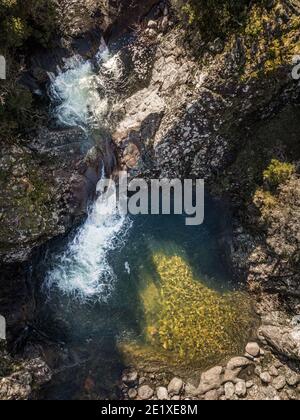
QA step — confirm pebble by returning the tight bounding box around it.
[138,385,154,400]
[245,342,260,358]
[285,370,300,387]
[128,388,137,399]
[122,370,138,385]
[139,377,146,385]
[274,360,284,369]
[168,378,183,396]
[204,390,219,400]
[235,381,247,398]
[157,387,169,400]
[246,381,254,389]
[260,372,272,384]
[272,375,286,391]
[269,366,279,377]
[227,357,252,371]
[254,366,262,376]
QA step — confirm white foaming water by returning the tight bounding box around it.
[49,39,123,130]
[46,43,130,301]
[46,186,130,301]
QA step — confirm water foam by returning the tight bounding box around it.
[46,43,130,301]
[49,39,123,130]
[46,187,130,301]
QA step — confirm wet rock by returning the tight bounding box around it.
[25,358,52,385]
[0,377,31,401]
[167,378,183,396]
[245,342,261,358]
[0,348,51,400]
[157,386,169,400]
[145,28,157,38]
[138,385,154,400]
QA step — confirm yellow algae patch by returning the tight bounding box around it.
[120,253,256,370]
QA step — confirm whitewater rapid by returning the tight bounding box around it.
[49,39,123,130]
[46,42,130,301]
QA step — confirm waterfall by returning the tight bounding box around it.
[46,41,130,301]
[48,38,123,130]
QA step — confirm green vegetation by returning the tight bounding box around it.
[242,2,300,79]
[263,159,295,190]
[0,0,58,138]
[173,0,299,79]
[173,0,265,40]
[0,0,58,50]
[254,159,296,222]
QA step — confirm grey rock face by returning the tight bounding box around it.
[0,350,52,401]
[259,322,300,361]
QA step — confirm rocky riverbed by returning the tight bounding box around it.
[119,341,300,401]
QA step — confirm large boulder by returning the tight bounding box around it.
[259,324,300,361]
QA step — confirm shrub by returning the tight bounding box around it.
[0,0,58,50]
[172,0,264,40]
[0,0,58,137]
[263,159,295,189]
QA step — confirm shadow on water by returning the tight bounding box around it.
[28,193,247,400]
